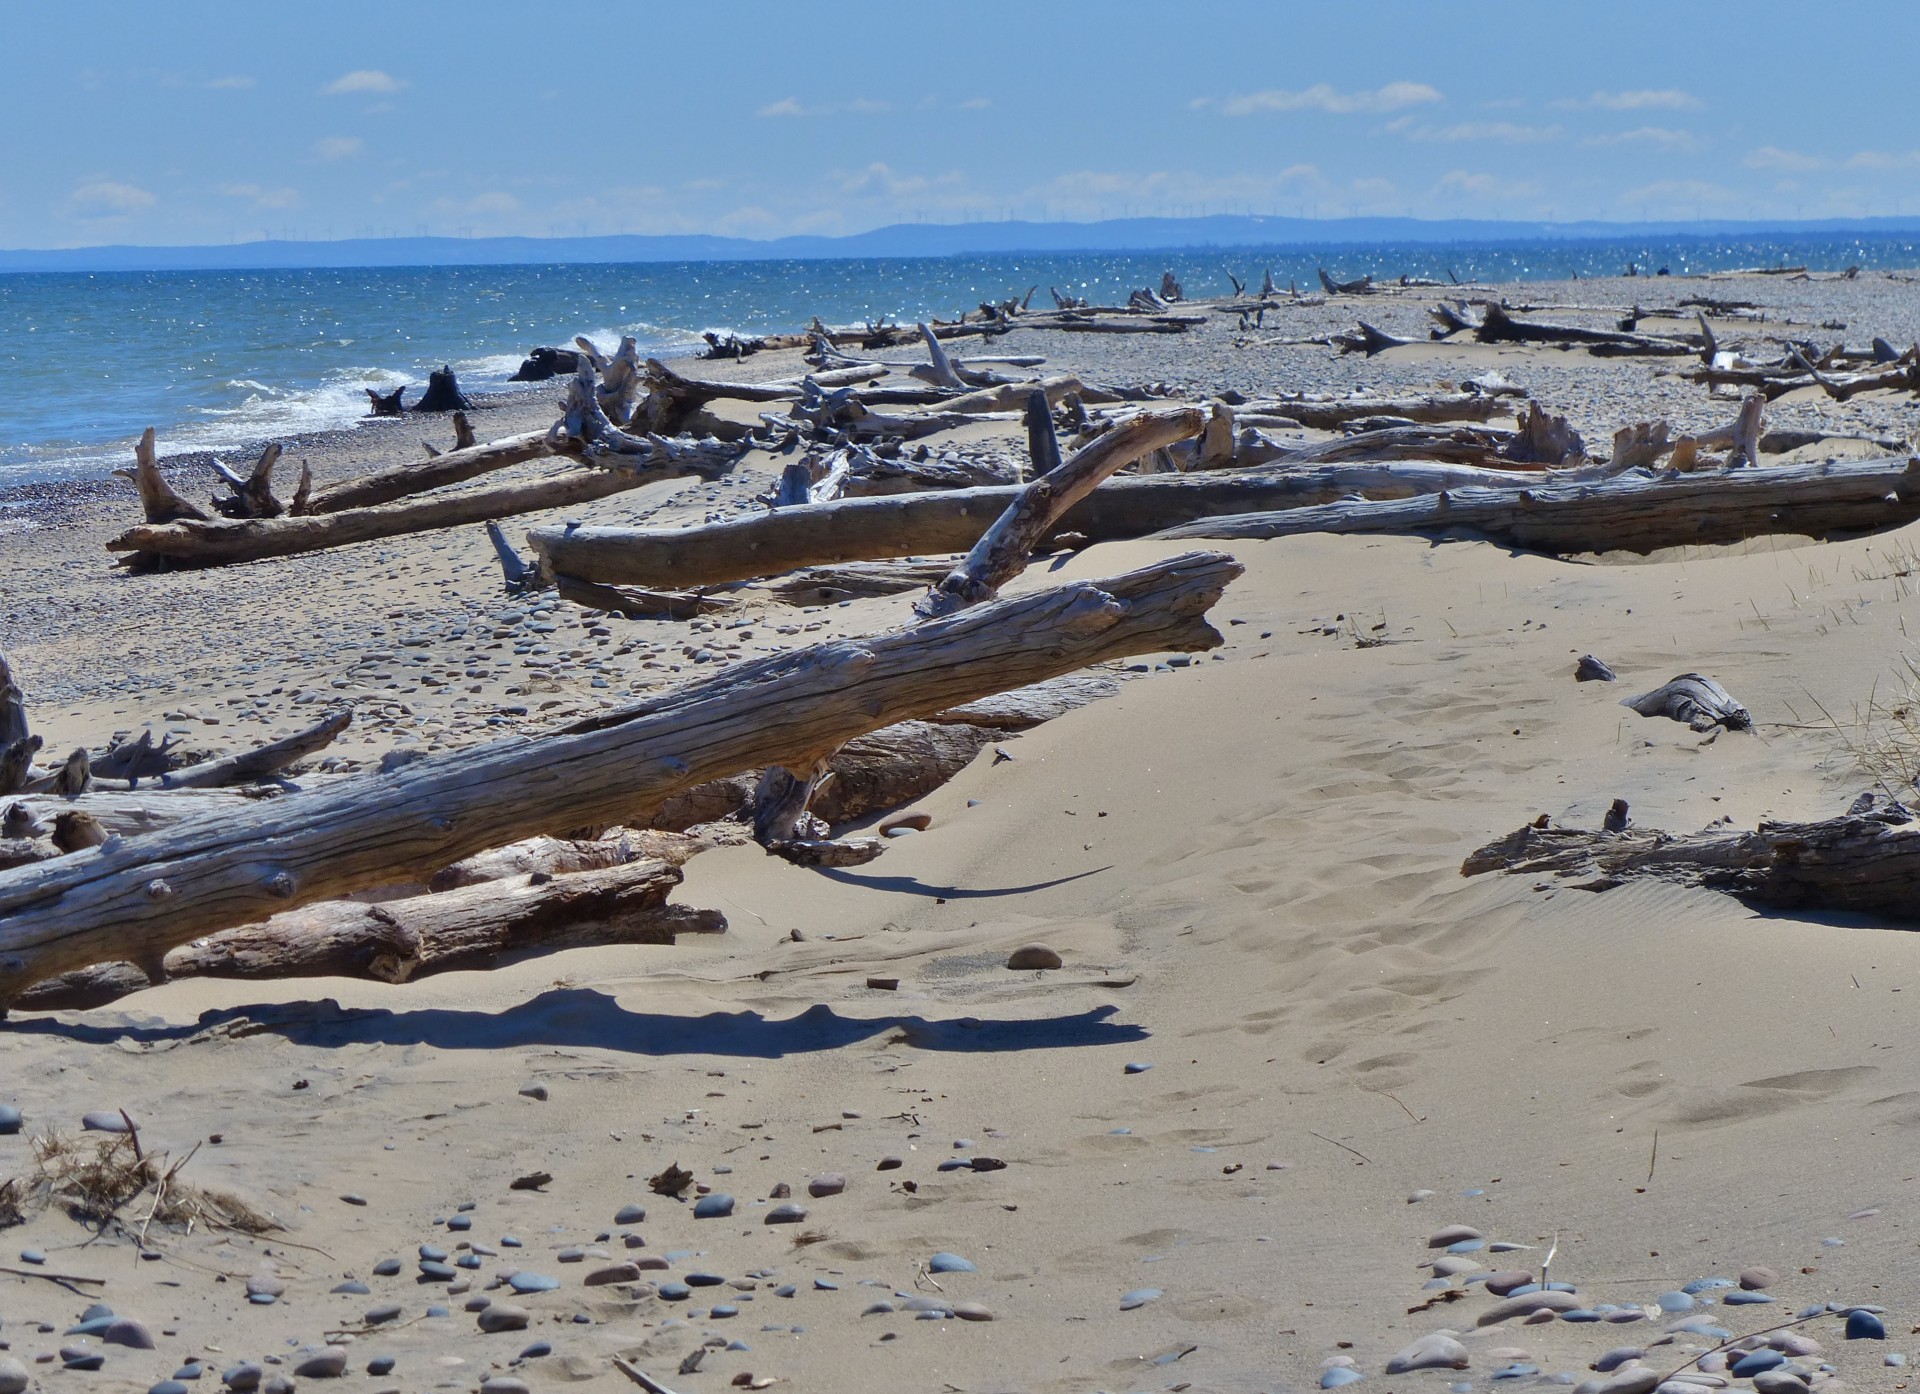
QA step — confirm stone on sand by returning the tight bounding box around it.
[1006,944,1063,969]
[477,1304,531,1333]
[1384,1331,1469,1373]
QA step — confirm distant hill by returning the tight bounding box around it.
[6,214,1920,273]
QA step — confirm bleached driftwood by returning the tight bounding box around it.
[1461,797,1920,925]
[429,827,713,891]
[552,575,734,620]
[1475,303,1694,356]
[16,858,725,1011]
[159,709,353,788]
[304,430,558,513]
[528,460,1576,590]
[0,552,1240,1011]
[1154,454,1920,554]
[210,444,286,519]
[116,428,211,524]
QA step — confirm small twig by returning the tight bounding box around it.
[915,1268,946,1293]
[0,1263,108,1293]
[1646,1129,1659,1187]
[1660,1311,1826,1382]
[1366,1087,1424,1124]
[326,1313,429,1339]
[1308,1130,1372,1165]
[612,1357,682,1394]
[119,1110,143,1164]
[1540,1233,1559,1289]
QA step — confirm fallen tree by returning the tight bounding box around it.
[303,430,559,514]
[529,458,1575,589]
[15,858,725,1012]
[0,550,1240,1012]
[1152,454,1920,555]
[1462,796,1920,925]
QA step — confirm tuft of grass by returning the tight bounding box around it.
[2,1130,277,1236]
[1799,663,1920,799]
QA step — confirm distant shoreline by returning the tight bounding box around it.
[9,213,1920,275]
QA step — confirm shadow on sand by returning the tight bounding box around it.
[12,989,1147,1059]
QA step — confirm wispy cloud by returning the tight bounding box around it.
[1585,126,1699,151]
[832,162,964,197]
[1435,170,1540,201]
[322,69,404,96]
[1618,178,1735,210]
[67,180,156,219]
[312,136,365,161]
[757,97,893,118]
[1847,149,1920,170]
[218,183,300,210]
[958,97,992,111]
[204,75,255,90]
[1388,117,1560,143]
[1744,145,1827,172]
[1557,88,1701,111]
[1199,81,1442,117]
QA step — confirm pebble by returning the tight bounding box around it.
[614,1203,647,1224]
[693,1193,735,1219]
[365,1358,395,1377]
[808,1173,847,1197]
[18,1248,44,1264]
[1385,1332,1470,1373]
[1484,1271,1535,1296]
[0,1105,19,1135]
[1846,1308,1887,1339]
[364,1304,403,1325]
[1657,1291,1694,1312]
[1593,1370,1661,1394]
[1594,1348,1645,1372]
[81,1110,131,1133]
[481,1380,532,1394]
[0,1358,24,1394]
[62,1346,106,1371]
[330,1280,370,1295]
[223,1364,263,1392]
[1427,1225,1483,1248]
[1430,1256,1480,1277]
[1723,1290,1774,1305]
[518,1342,552,1359]
[339,1193,366,1206]
[876,1156,903,1170]
[928,1252,976,1273]
[1120,1288,1162,1310]
[247,1273,287,1298]
[263,1379,295,1394]
[103,1317,156,1348]
[1322,1370,1365,1389]
[418,1261,455,1281]
[372,1258,401,1276]
[766,1203,808,1224]
[1730,1350,1785,1377]
[476,1304,531,1333]
[419,1244,448,1261]
[953,1302,993,1321]
[585,1263,641,1286]
[1123,1062,1153,1074]
[659,1282,691,1301]
[293,1347,348,1377]
[507,1272,559,1293]
[1739,1266,1778,1290]
[150,1383,193,1394]
[1750,1374,1810,1394]
[1006,944,1063,970]
[1479,1290,1583,1325]
[1407,1189,1436,1203]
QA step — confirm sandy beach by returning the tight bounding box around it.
[8,271,1920,1394]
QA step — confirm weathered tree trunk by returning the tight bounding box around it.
[1462,801,1920,925]
[429,827,714,892]
[552,575,734,619]
[366,385,406,416]
[767,561,954,605]
[0,552,1239,1012]
[116,427,212,524]
[413,365,473,413]
[528,460,1564,590]
[304,430,559,514]
[2,787,273,841]
[210,443,286,519]
[916,403,1203,617]
[1476,303,1693,356]
[1153,455,1920,554]
[16,859,725,1011]
[159,710,352,788]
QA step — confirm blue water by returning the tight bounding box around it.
[2,232,1916,488]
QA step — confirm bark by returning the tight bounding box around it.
[16,859,725,1012]
[304,431,559,514]
[552,574,735,619]
[1461,801,1920,925]
[413,365,473,413]
[3,787,276,840]
[1153,454,1920,554]
[0,552,1240,1011]
[210,443,286,519]
[428,827,714,892]
[767,561,954,605]
[916,404,1204,617]
[529,461,1572,590]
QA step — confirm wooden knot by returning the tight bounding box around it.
[266,870,297,898]
[145,879,174,900]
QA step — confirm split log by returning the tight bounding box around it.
[210,444,285,519]
[529,461,1580,590]
[1610,421,1672,469]
[116,428,211,524]
[16,859,725,1012]
[582,337,643,425]
[1621,674,1751,731]
[1335,322,1415,355]
[916,402,1204,617]
[929,673,1121,730]
[303,430,560,514]
[93,729,179,783]
[413,365,473,413]
[1461,799,1920,926]
[637,359,883,435]
[552,574,734,619]
[4,787,280,840]
[430,827,713,892]
[0,552,1240,1011]
[766,561,953,605]
[487,520,535,590]
[1319,268,1374,295]
[509,347,583,381]
[159,710,353,788]
[1153,455,1920,555]
[1232,393,1507,429]
[917,322,969,389]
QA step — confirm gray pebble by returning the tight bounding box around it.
[364,1358,394,1377]
[0,1356,25,1394]
[477,1304,531,1333]
[1385,1332,1470,1373]
[807,1173,846,1197]
[0,1105,19,1136]
[364,1303,403,1325]
[223,1364,263,1392]
[766,1203,808,1224]
[1006,944,1063,970]
[81,1110,131,1133]
[480,1381,531,1394]
[292,1348,347,1378]
[614,1203,647,1225]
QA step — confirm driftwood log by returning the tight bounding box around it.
[304,430,558,513]
[1462,799,1920,925]
[17,859,724,1011]
[210,444,286,519]
[413,366,473,413]
[0,551,1239,1012]
[528,460,1578,590]
[117,428,211,524]
[1154,455,1920,555]
[159,710,353,788]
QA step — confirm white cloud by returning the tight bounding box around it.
[313,136,365,161]
[204,75,255,90]
[1559,89,1701,111]
[1585,126,1698,151]
[218,183,300,210]
[322,69,404,96]
[1202,81,1442,117]
[1847,149,1920,170]
[958,97,992,110]
[756,96,893,118]
[1618,178,1735,210]
[1388,117,1561,143]
[1744,146,1827,172]
[757,97,805,118]
[1435,170,1539,201]
[464,191,522,214]
[67,180,156,218]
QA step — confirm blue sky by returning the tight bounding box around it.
[4,1,1918,248]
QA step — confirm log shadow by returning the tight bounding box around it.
[807,865,1111,898]
[11,989,1147,1058]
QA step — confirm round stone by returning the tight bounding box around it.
[876,1156,903,1170]
[364,1302,403,1324]
[766,1203,808,1224]
[476,1304,530,1333]
[150,1383,193,1394]
[1484,1270,1534,1296]
[1426,1225,1483,1248]
[584,1263,642,1286]
[81,1110,131,1133]
[223,1364,264,1392]
[507,1272,559,1294]
[1120,1287,1161,1310]
[365,1358,395,1377]
[693,1193,735,1219]
[293,1347,348,1377]
[1386,1332,1470,1374]
[658,1282,691,1301]
[953,1302,993,1321]
[1477,1289,1583,1326]
[1751,1373,1811,1394]
[480,1380,531,1394]
[263,1379,296,1394]
[372,1258,401,1276]
[0,1105,20,1135]
[247,1273,287,1298]
[1322,1371,1364,1390]
[103,1317,157,1349]
[807,1174,846,1198]
[1006,944,1063,970]
[1846,1308,1888,1340]
[614,1203,647,1225]
[928,1252,976,1273]
[1739,1265,1779,1290]
[0,1356,27,1394]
